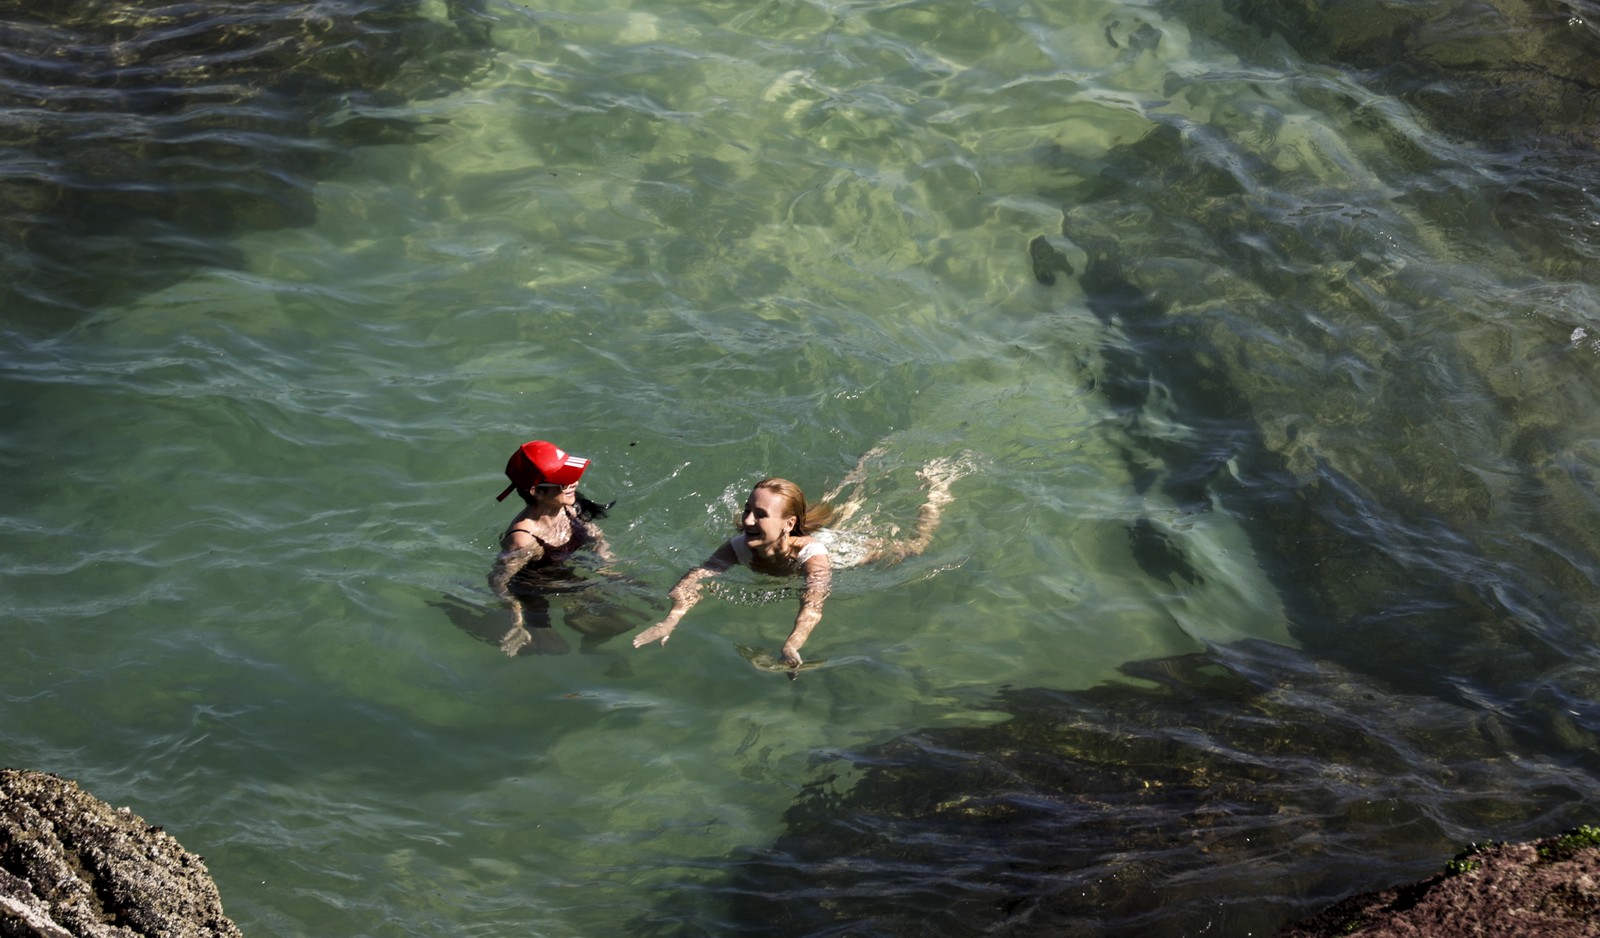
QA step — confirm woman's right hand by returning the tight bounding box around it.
[631,620,677,648]
[500,625,532,657]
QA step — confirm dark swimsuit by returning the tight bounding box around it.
[506,506,596,594]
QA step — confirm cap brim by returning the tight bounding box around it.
[495,482,517,502]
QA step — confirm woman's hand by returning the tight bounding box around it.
[500,625,532,657]
[632,620,677,648]
[779,643,803,668]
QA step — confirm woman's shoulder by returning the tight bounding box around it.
[500,525,538,553]
[796,536,830,565]
[501,513,534,548]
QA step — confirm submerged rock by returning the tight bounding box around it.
[716,645,1600,936]
[1277,829,1600,937]
[0,768,241,938]
[1214,0,1600,149]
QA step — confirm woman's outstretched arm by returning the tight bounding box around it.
[631,543,736,649]
[780,554,832,667]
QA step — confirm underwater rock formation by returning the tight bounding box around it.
[1029,155,1596,774]
[1212,0,1600,148]
[0,769,241,938]
[718,646,1600,936]
[1028,65,1600,762]
[1276,829,1600,937]
[1197,0,1600,277]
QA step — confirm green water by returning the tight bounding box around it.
[5,0,1600,934]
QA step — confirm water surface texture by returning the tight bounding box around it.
[5,0,1600,934]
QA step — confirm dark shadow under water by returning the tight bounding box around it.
[704,641,1596,937]
[0,0,493,327]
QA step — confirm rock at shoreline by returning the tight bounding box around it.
[1277,830,1600,938]
[0,769,242,938]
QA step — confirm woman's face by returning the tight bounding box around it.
[532,481,578,509]
[741,486,796,550]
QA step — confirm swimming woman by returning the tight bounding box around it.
[630,451,971,668]
[488,439,623,656]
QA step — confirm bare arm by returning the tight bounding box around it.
[488,532,543,629]
[631,543,736,649]
[573,512,617,566]
[780,554,832,667]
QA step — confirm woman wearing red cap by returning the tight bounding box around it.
[631,450,974,670]
[488,440,622,656]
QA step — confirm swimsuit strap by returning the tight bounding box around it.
[507,506,583,551]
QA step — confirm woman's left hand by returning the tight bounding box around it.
[632,620,677,648]
[779,644,803,668]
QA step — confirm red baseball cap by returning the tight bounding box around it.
[496,440,590,501]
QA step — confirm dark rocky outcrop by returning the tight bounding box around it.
[0,769,241,938]
[712,645,1600,937]
[1277,829,1600,937]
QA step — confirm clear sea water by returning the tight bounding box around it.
[4,0,1600,934]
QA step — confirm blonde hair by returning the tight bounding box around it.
[751,478,835,535]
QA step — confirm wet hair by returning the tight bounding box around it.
[515,486,611,520]
[751,478,834,535]
[576,493,612,520]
